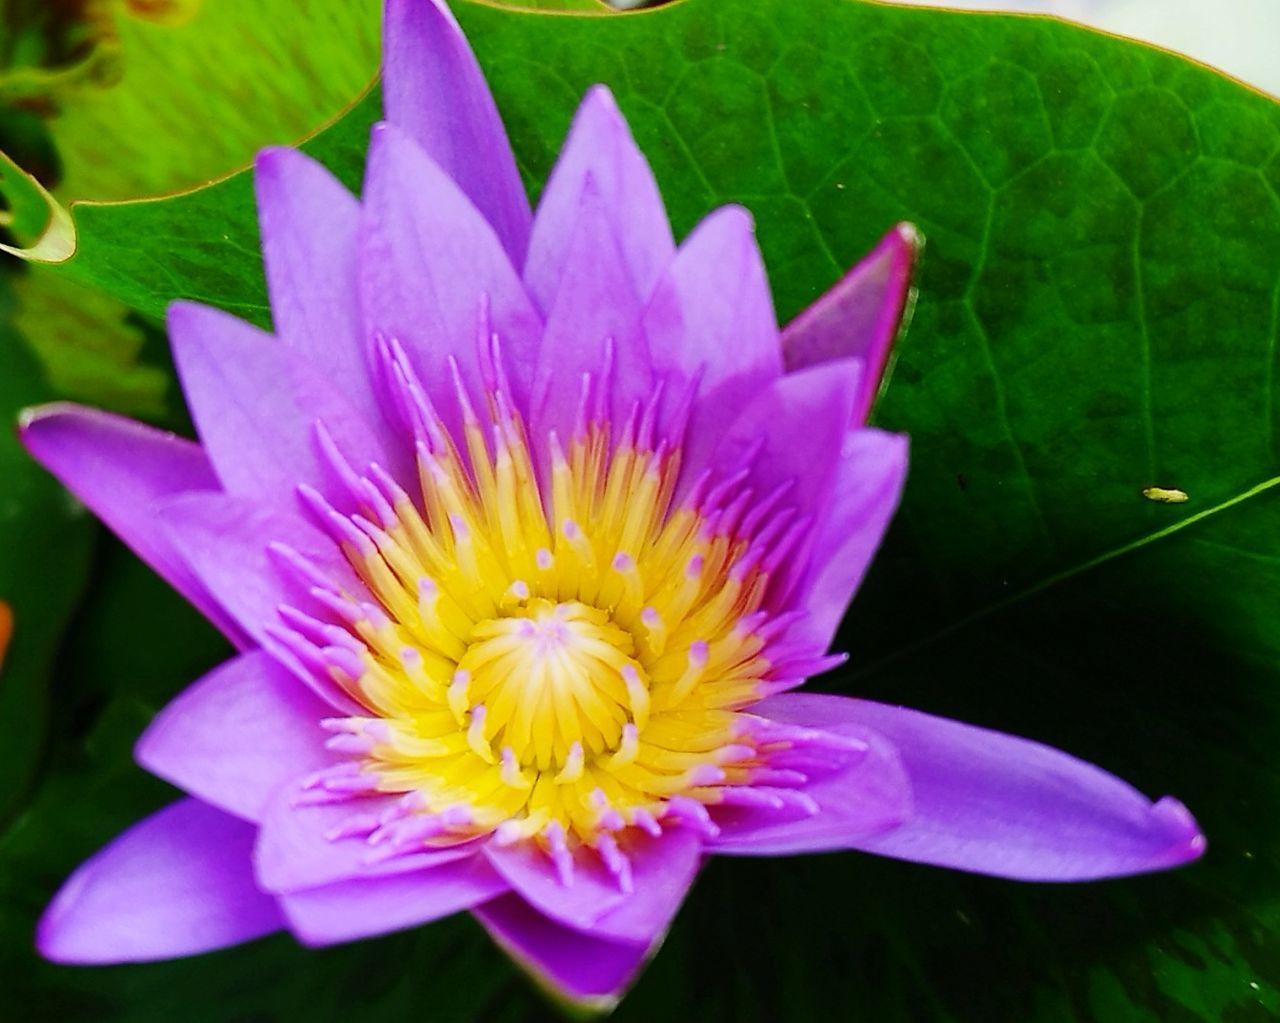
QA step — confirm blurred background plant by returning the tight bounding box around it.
[0,0,380,420]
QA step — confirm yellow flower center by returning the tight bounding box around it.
[455,598,645,771]
[286,355,817,860]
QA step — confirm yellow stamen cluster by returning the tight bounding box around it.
[311,397,786,849]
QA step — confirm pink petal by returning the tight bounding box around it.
[524,85,674,314]
[643,205,782,465]
[531,174,654,446]
[708,715,911,855]
[17,403,247,646]
[135,652,334,823]
[358,121,543,428]
[484,826,701,943]
[255,148,395,458]
[755,694,1206,880]
[782,223,921,426]
[37,799,283,964]
[382,0,532,262]
[475,894,657,1014]
[707,359,862,592]
[168,301,393,509]
[792,428,909,650]
[156,491,359,648]
[280,855,508,946]
[254,787,483,894]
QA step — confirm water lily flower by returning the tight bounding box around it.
[21,0,1204,1011]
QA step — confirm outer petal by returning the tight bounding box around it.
[383,0,532,262]
[359,121,543,427]
[255,148,391,452]
[38,799,283,964]
[475,894,656,1015]
[280,856,508,946]
[135,651,334,823]
[643,205,782,463]
[17,403,247,646]
[524,86,674,314]
[254,788,484,894]
[782,223,921,426]
[708,717,911,855]
[756,694,1206,880]
[792,428,909,651]
[531,175,654,445]
[156,491,359,647]
[484,826,701,943]
[168,301,392,508]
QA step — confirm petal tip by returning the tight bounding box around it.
[892,220,925,254]
[34,860,127,966]
[582,82,620,115]
[475,900,640,1016]
[387,0,462,36]
[34,873,88,964]
[252,146,316,198]
[1152,795,1207,865]
[164,297,206,335]
[16,400,73,436]
[131,719,169,779]
[253,145,292,175]
[710,203,756,237]
[363,120,402,171]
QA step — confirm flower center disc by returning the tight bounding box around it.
[456,599,647,771]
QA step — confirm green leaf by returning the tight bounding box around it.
[6,0,1280,1020]
[16,0,382,205]
[0,0,383,413]
[482,0,611,10]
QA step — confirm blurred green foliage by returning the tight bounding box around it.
[0,0,381,417]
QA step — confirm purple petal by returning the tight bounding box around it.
[382,0,532,263]
[782,223,921,426]
[476,894,656,1013]
[792,428,909,650]
[707,360,862,590]
[17,403,248,647]
[254,787,483,893]
[255,148,393,453]
[37,799,283,964]
[524,85,674,314]
[135,651,333,823]
[156,491,359,647]
[484,826,701,943]
[168,301,393,508]
[755,694,1206,880]
[531,174,654,445]
[359,121,543,427]
[643,205,782,466]
[708,716,911,855]
[280,855,508,946]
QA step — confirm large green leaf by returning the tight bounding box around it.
[4,0,1280,1019]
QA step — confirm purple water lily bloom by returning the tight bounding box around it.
[21,0,1204,1011]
